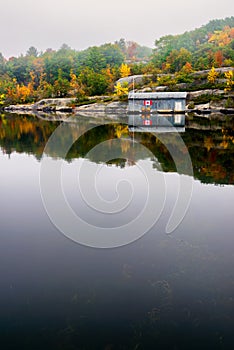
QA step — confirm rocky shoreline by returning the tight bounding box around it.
[3,89,234,118]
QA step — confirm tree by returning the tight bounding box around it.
[224,70,233,91]
[36,72,54,99]
[102,66,115,92]
[0,93,5,105]
[100,43,124,67]
[26,46,39,57]
[207,67,219,84]
[84,47,106,72]
[78,67,108,96]
[0,53,6,75]
[59,43,72,51]
[214,50,223,67]
[114,82,128,96]
[166,48,192,72]
[53,68,70,97]
[119,63,131,78]
[115,38,126,56]
[126,41,138,60]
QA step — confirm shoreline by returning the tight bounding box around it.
[3,101,234,118]
[3,88,234,118]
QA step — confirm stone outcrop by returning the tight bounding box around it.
[5,98,74,113]
[187,89,226,100]
[74,101,128,118]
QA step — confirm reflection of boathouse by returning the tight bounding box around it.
[128,92,187,113]
[128,114,185,133]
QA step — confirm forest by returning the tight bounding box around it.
[0,16,233,106]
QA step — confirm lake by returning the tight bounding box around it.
[0,112,234,349]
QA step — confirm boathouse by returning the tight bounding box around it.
[128,92,187,113]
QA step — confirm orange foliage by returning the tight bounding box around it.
[214,50,223,67]
[208,26,234,47]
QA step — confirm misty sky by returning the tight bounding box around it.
[0,0,233,58]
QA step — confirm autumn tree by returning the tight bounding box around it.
[166,48,192,72]
[119,63,131,78]
[224,70,234,91]
[126,41,138,60]
[176,62,194,83]
[207,66,219,85]
[208,26,234,47]
[0,93,5,105]
[69,70,86,99]
[114,82,129,96]
[102,65,115,93]
[36,72,53,99]
[214,50,223,67]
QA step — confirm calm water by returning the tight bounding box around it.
[0,113,234,349]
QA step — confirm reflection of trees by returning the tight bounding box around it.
[0,114,59,159]
[0,114,234,185]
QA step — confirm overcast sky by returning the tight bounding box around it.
[0,0,233,58]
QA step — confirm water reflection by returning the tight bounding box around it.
[0,113,233,185]
[0,113,234,349]
[128,113,185,133]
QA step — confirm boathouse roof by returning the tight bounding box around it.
[128,92,187,99]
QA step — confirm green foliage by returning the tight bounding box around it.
[53,68,70,97]
[225,96,234,108]
[78,67,108,96]
[192,94,224,105]
[26,46,39,57]
[176,72,194,84]
[157,74,177,88]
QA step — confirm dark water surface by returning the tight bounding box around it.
[0,113,234,349]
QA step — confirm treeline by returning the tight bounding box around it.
[0,17,233,105]
[0,40,152,105]
[149,17,234,72]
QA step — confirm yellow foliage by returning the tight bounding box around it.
[115,125,129,138]
[0,94,5,105]
[204,137,214,151]
[224,70,234,92]
[29,71,36,84]
[114,82,129,96]
[120,63,131,78]
[207,67,219,84]
[70,70,79,90]
[104,66,114,84]
[208,26,233,46]
[16,84,32,102]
